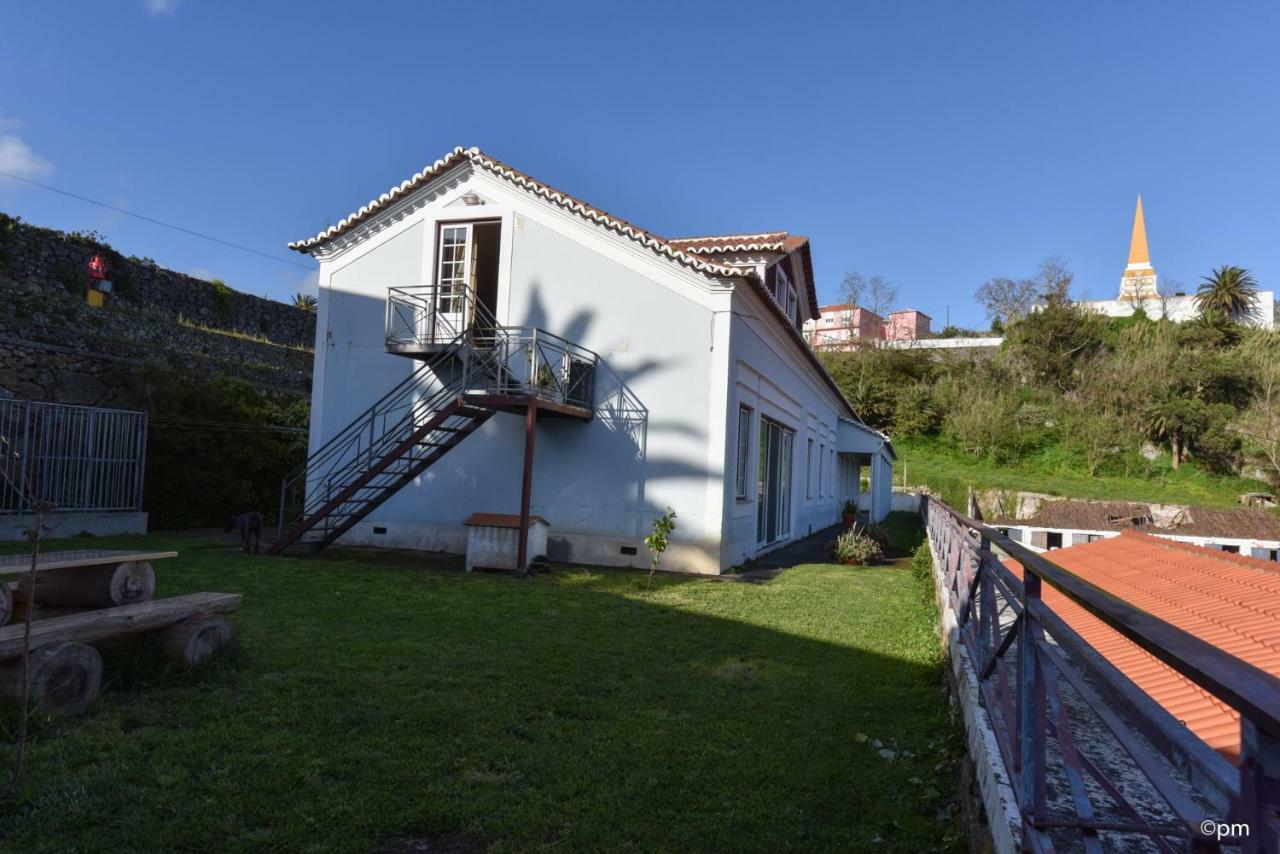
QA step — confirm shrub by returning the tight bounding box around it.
[209,279,236,325]
[827,525,882,566]
[910,543,935,604]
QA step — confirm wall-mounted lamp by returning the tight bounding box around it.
[461,191,483,206]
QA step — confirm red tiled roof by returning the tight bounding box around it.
[1007,531,1280,761]
[669,232,819,322]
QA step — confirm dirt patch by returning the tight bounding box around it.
[380,833,486,854]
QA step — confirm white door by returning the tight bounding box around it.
[434,224,475,341]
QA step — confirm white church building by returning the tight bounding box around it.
[1080,196,1275,329]
[270,146,894,574]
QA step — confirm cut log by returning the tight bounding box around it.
[157,614,233,668]
[0,592,242,659]
[17,561,156,609]
[0,641,102,715]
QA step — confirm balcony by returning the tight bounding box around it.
[384,284,597,418]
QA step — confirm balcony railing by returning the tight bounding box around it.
[384,285,597,410]
[923,496,1280,852]
[386,284,490,352]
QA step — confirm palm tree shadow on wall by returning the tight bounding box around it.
[519,284,718,540]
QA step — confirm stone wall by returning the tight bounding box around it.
[0,213,314,346]
[0,213,314,406]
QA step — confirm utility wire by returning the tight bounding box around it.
[0,170,313,271]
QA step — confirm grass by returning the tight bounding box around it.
[0,516,961,852]
[895,435,1272,511]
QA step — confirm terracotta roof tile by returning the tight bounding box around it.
[1006,531,1280,761]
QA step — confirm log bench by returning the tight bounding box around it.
[0,549,178,625]
[0,549,241,714]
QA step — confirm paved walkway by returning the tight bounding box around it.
[729,524,843,583]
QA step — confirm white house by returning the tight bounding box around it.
[273,146,894,574]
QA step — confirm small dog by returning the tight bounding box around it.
[224,511,263,554]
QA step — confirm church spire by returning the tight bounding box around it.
[1127,195,1150,266]
[1118,194,1158,301]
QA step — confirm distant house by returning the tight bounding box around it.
[804,303,883,350]
[805,304,934,351]
[1007,531,1280,760]
[275,147,894,573]
[884,309,931,341]
[990,499,1280,561]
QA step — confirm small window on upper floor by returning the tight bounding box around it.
[785,283,798,326]
[773,262,792,311]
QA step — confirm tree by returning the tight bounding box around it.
[644,507,677,589]
[1031,256,1074,305]
[975,276,1038,325]
[291,292,318,312]
[839,271,898,334]
[1195,265,1259,320]
[1235,334,1280,491]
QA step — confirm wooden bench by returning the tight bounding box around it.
[0,549,241,715]
[0,549,177,624]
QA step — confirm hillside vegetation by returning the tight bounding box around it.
[822,298,1280,510]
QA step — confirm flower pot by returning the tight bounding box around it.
[842,512,856,527]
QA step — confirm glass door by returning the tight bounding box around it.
[756,419,794,546]
[434,224,475,341]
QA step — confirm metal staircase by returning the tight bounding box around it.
[267,287,598,555]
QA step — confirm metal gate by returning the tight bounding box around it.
[0,398,148,514]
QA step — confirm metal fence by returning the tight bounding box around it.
[0,398,148,514]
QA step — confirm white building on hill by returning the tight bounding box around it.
[1079,196,1275,329]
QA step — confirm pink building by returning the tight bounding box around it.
[805,303,883,351]
[885,309,931,341]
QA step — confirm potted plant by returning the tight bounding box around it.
[841,499,858,527]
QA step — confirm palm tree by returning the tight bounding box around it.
[1194,265,1259,319]
[291,292,317,312]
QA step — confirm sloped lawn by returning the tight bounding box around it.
[0,519,961,852]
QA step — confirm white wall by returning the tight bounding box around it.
[722,284,851,566]
[1080,292,1276,329]
[309,165,731,573]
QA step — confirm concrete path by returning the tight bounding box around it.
[728,524,843,583]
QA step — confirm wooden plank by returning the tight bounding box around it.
[0,592,241,659]
[0,550,177,576]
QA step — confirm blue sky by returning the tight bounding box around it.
[2,1,1277,327]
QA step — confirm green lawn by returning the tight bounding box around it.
[0,520,961,852]
[895,435,1272,511]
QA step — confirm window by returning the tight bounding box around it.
[735,405,752,499]
[1046,531,1063,550]
[773,263,792,307]
[785,283,798,325]
[818,443,825,496]
[1221,544,1240,554]
[806,438,814,498]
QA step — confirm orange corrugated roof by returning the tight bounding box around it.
[1006,531,1280,762]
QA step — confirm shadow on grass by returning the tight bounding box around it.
[0,531,962,852]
